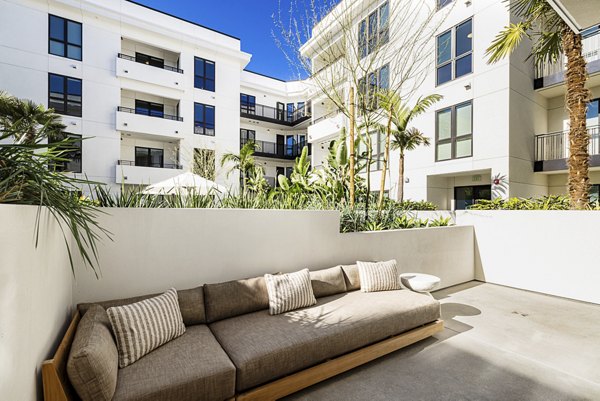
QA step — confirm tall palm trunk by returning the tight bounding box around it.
[562,25,590,209]
[349,87,356,208]
[377,109,393,212]
[397,152,405,202]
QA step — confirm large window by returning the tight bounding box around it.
[194,57,215,91]
[358,2,389,58]
[48,73,82,117]
[135,100,164,118]
[49,15,82,60]
[240,129,256,141]
[50,133,82,173]
[357,131,385,170]
[436,101,473,161]
[240,94,256,114]
[437,0,453,10]
[135,53,164,69]
[194,103,215,136]
[135,147,164,168]
[358,64,389,109]
[436,18,472,85]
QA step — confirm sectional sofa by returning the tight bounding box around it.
[42,264,443,401]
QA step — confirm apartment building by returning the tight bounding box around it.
[0,0,311,191]
[303,0,600,209]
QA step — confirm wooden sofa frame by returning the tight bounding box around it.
[43,313,443,401]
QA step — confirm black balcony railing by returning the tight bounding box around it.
[534,126,600,171]
[117,106,183,122]
[241,137,311,159]
[118,53,184,74]
[240,102,310,126]
[118,160,182,169]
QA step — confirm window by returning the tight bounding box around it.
[48,73,82,117]
[358,64,390,109]
[436,101,473,161]
[358,2,389,58]
[356,131,385,170]
[287,103,295,121]
[194,103,215,136]
[436,18,472,85]
[135,53,164,69]
[135,147,164,168]
[135,100,164,118]
[455,185,491,210]
[49,15,82,60]
[437,0,453,10]
[590,184,600,203]
[587,98,599,121]
[50,133,82,173]
[193,148,215,180]
[240,129,256,141]
[240,94,256,114]
[194,57,215,91]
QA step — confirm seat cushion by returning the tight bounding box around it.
[67,305,118,401]
[210,290,440,392]
[112,325,235,401]
[78,286,205,326]
[309,266,347,298]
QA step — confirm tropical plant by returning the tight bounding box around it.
[277,146,316,194]
[0,92,109,276]
[486,0,590,209]
[468,195,571,210]
[378,92,441,203]
[220,141,257,194]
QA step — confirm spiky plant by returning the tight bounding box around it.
[220,141,257,194]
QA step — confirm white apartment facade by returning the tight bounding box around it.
[0,0,310,191]
[303,0,600,209]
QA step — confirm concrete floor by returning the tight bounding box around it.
[285,282,600,401]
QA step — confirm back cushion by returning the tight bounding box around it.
[310,266,347,298]
[204,277,269,323]
[341,264,361,291]
[67,305,118,401]
[77,286,205,326]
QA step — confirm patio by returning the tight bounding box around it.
[286,282,600,400]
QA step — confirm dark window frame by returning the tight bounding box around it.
[358,1,390,59]
[194,57,216,92]
[436,17,473,86]
[437,0,454,10]
[435,100,473,162]
[240,128,256,141]
[50,133,82,173]
[48,14,82,61]
[358,63,390,110]
[135,52,164,69]
[135,146,164,168]
[134,99,164,118]
[194,102,216,136]
[240,93,256,114]
[48,73,82,117]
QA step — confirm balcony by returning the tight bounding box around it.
[116,53,184,91]
[308,110,345,143]
[534,30,600,91]
[534,125,600,171]
[116,106,184,139]
[115,160,183,185]
[241,137,311,160]
[240,103,310,126]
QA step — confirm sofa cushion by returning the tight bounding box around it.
[341,264,360,291]
[67,305,118,401]
[204,276,268,323]
[107,288,186,368]
[209,289,440,392]
[78,286,205,326]
[112,325,236,401]
[357,260,401,292]
[310,266,347,298]
[265,269,317,315]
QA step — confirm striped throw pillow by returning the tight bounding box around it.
[106,288,186,368]
[357,260,400,292]
[264,269,317,315]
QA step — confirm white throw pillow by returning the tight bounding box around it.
[264,268,317,315]
[106,288,186,368]
[357,260,401,292]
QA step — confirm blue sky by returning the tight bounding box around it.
[133,0,308,81]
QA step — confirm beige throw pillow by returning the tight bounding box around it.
[264,269,317,315]
[357,260,401,292]
[106,288,185,368]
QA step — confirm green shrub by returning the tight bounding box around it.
[469,195,571,210]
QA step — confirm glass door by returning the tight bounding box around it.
[454,185,491,210]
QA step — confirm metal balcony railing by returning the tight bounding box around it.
[311,109,343,125]
[240,137,311,159]
[535,30,600,79]
[240,102,310,125]
[534,125,600,161]
[118,160,183,169]
[118,53,184,74]
[117,106,183,122]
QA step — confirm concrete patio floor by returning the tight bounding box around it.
[285,282,600,401]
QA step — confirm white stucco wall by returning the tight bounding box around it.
[0,205,74,401]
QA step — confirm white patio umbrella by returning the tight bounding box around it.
[142,171,226,195]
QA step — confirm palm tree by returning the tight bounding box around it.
[378,92,441,203]
[220,141,257,193]
[486,0,590,209]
